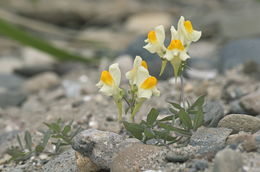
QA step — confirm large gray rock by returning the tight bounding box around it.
[219,38,260,73]
[213,149,243,172]
[218,114,260,134]
[203,100,225,127]
[240,91,260,115]
[189,127,232,154]
[43,149,77,172]
[72,129,125,169]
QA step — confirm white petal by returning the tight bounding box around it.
[133,56,142,67]
[138,88,152,99]
[180,51,190,61]
[96,80,103,88]
[155,25,165,44]
[136,67,150,86]
[152,87,160,96]
[143,43,157,54]
[164,50,174,61]
[170,26,179,40]
[109,63,121,86]
[177,16,185,32]
[99,84,113,96]
[191,30,201,42]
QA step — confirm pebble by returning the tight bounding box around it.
[213,149,243,172]
[192,159,208,171]
[189,127,232,154]
[218,114,260,134]
[125,12,172,33]
[227,133,257,152]
[165,152,189,163]
[240,91,260,115]
[23,72,60,93]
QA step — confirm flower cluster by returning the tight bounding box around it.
[143,16,201,77]
[96,56,160,121]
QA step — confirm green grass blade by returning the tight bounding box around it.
[0,18,94,63]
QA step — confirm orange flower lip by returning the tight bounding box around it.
[100,70,114,86]
[184,20,193,33]
[148,30,157,43]
[141,60,148,69]
[167,40,185,51]
[141,76,157,89]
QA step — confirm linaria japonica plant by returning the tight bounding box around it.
[97,16,205,145]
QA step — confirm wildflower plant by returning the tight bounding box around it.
[97,16,205,145]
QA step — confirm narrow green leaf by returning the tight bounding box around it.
[188,95,205,111]
[178,109,192,130]
[169,108,178,115]
[146,108,159,126]
[193,107,204,130]
[62,125,71,136]
[0,18,94,63]
[16,135,24,150]
[123,121,144,140]
[168,102,183,110]
[42,131,51,147]
[44,122,61,133]
[144,128,154,140]
[158,123,191,136]
[24,131,32,151]
[158,115,173,122]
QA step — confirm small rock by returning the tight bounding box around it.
[229,101,247,114]
[227,133,257,152]
[203,100,225,127]
[125,12,172,33]
[75,151,100,172]
[218,114,260,134]
[165,152,189,163]
[72,129,124,169]
[24,72,60,93]
[43,149,77,172]
[189,127,232,154]
[240,91,260,115]
[111,144,161,172]
[192,159,208,171]
[213,149,243,172]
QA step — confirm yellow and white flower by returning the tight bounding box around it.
[178,16,201,46]
[136,67,160,99]
[143,25,166,57]
[96,63,121,97]
[125,56,148,85]
[164,26,190,77]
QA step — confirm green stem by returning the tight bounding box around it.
[130,100,144,122]
[180,74,185,109]
[114,98,123,122]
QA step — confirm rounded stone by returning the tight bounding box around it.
[218,114,260,134]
